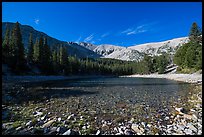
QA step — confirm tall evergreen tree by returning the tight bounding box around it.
[27,33,34,64]
[2,26,11,63]
[189,22,202,42]
[33,38,40,63]
[59,46,68,66]
[41,37,52,74]
[184,44,197,68]
[10,22,26,72]
[38,36,44,67]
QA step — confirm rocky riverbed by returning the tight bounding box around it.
[2,76,202,135]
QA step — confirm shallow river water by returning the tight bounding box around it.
[33,77,194,117]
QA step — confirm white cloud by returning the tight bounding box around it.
[34,19,40,25]
[127,31,136,35]
[120,22,156,35]
[84,34,94,42]
[136,25,145,29]
[127,29,147,35]
[121,28,133,34]
[101,32,110,38]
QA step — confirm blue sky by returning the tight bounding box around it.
[2,2,202,47]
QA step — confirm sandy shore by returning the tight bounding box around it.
[120,73,202,84]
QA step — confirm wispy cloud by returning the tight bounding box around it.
[120,22,157,35]
[121,28,133,34]
[84,34,94,42]
[75,36,82,43]
[34,19,40,25]
[127,29,147,35]
[101,32,110,38]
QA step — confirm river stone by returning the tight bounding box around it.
[164,116,170,121]
[56,127,67,134]
[96,130,100,135]
[62,129,71,135]
[58,117,62,122]
[184,129,193,135]
[124,129,134,135]
[187,124,197,132]
[172,132,183,135]
[26,121,33,127]
[34,111,43,117]
[50,127,57,132]
[41,115,47,121]
[198,130,202,135]
[131,124,143,134]
[43,127,50,134]
[16,126,22,131]
[42,119,55,128]
[102,124,109,131]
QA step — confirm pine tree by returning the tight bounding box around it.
[59,45,68,66]
[173,43,190,67]
[27,33,34,64]
[2,25,11,63]
[52,45,60,74]
[184,44,197,68]
[38,36,44,67]
[10,22,26,72]
[189,22,202,42]
[33,38,40,63]
[41,37,51,74]
[195,45,202,70]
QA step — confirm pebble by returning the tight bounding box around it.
[34,111,43,117]
[43,127,50,134]
[41,115,47,121]
[184,128,193,135]
[58,117,61,122]
[131,124,140,133]
[164,116,169,120]
[124,129,134,135]
[96,130,100,135]
[62,129,71,135]
[187,124,197,132]
[118,127,124,134]
[50,127,57,132]
[42,119,55,128]
[16,126,22,131]
[26,121,32,127]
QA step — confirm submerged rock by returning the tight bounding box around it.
[42,119,55,128]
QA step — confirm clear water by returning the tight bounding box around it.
[42,77,192,112]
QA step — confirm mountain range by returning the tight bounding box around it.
[2,22,189,61]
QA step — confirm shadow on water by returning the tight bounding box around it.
[11,83,98,105]
[9,77,190,105]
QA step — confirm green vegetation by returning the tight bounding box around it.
[174,22,202,73]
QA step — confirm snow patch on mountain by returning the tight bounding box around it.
[79,37,189,61]
[128,37,189,56]
[104,48,144,61]
[93,44,125,56]
[78,42,97,51]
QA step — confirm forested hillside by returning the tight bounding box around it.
[173,22,202,73]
